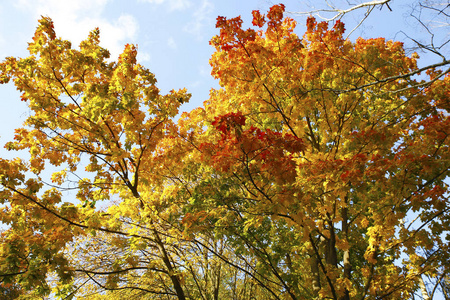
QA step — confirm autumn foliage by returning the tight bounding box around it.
[0,4,449,300]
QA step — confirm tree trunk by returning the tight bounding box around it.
[310,252,321,295]
[340,205,351,300]
[326,221,338,267]
[419,275,431,300]
[153,228,186,300]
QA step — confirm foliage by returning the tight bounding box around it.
[0,16,192,299]
[181,4,450,299]
[0,4,449,300]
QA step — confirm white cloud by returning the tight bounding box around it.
[139,0,191,11]
[167,37,177,49]
[169,0,191,11]
[140,0,165,4]
[137,51,151,62]
[14,0,139,60]
[98,15,139,57]
[183,0,214,41]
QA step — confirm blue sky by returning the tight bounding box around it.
[0,0,444,158]
[0,0,269,154]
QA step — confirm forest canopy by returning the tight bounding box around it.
[0,3,449,300]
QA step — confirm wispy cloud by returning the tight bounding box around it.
[15,0,139,60]
[167,37,177,49]
[139,0,191,11]
[183,0,214,41]
[137,51,151,62]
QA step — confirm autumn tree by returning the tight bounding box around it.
[0,16,198,299]
[290,0,450,87]
[178,3,450,299]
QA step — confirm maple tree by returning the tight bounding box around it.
[178,3,450,299]
[0,3,449,300]
[0,17,194,299]
[291,0,450,100]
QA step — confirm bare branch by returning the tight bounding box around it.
[288,0,392,22]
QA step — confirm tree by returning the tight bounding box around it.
[179,3,450,299]
[289,0,450,85]
[0,4,449,300]
[0,17,194,299]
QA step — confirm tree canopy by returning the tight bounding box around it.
[0,4,449,300]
